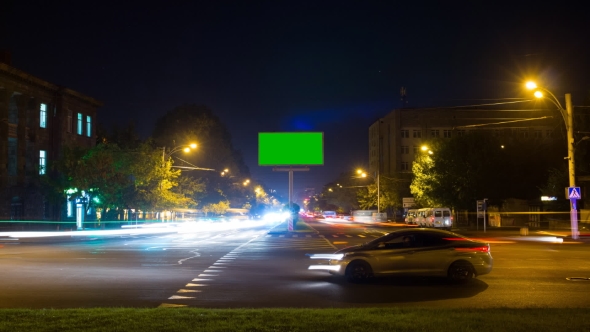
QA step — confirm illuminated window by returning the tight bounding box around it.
[400,130,409,138]
[39,150,46,175]
[86,115,92,137]
[413,130,421,138]
[443,130,452,138]
[77,113,83,135]
[40,103,47,128]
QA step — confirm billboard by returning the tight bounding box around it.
[258,132,324,166]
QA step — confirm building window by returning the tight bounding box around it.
[413,130,421,138]
[401,162,409,171]
[534,130,542,138]
[40,103,47,128]
[456,130,465,137]
[519,129,528,138]
[39,150,46,175]
[86,115,92,137]
[443,130,452,138]
[413,146,419,154]
[401,130,409,138]
[67,110,72,133]
[546,130,553,138]
[401,146,409,154]
[77,113,83,135]
[431,129,440,137]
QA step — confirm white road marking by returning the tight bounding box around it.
[204,270,220,273]
[185,284,207,287]
[192,278,212,281]
[168,295,194,300]
[208,266,226,269]
[198,274,218,277]
[177,289,201,293]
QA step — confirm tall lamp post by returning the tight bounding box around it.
[526,81,578,240]
[357,169,380,214]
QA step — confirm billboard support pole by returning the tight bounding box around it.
[273,167,310,231]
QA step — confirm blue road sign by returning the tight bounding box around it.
[567,187,581,200]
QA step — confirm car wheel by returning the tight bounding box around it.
[447,261,474,283]
[346,260,373,283]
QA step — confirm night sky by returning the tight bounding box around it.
[3,1,589,197]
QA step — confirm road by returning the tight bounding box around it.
[1,218,589,309]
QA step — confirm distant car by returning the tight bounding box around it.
[337,214,351,221]
[308,228,493,283]
[322,211,338,219]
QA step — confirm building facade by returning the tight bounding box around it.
[0,56,102,221]
[369,107,558,178]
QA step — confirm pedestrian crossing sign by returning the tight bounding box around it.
[567,187,581,200]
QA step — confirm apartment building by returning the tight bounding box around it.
[369,106,558,178]
[0,53,102,220]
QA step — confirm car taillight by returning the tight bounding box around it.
[430,216,434,222]
[456,245,490,253]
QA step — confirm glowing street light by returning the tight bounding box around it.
[526,81,578,239]
[162,143,197,163]
[357,168,380,214]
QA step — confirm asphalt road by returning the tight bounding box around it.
[1,219,589,309]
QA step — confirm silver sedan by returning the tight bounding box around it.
[309,228,493,283]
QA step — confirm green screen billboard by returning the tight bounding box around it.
[258,132,324,166]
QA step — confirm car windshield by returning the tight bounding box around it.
[363,230,470,247]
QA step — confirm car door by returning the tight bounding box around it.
[368,234,417,275]
[401,232,454,276]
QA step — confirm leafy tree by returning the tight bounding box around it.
[151,104,251,208]
[202,200,230,216]
[411,131,564,210]
[123,141,195,212]
[357,177,403,213]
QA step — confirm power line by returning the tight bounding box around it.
[455,116,553,129]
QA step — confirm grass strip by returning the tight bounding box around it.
[0,307,588,332]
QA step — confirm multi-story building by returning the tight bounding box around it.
[369,106,560,224]
[369,106,557,178]
[0,52,102,221]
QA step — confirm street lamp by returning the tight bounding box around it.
[526,81,578,239]
[162,143,197,163]
[357,168,380,214]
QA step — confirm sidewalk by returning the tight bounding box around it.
[451,225,590,242]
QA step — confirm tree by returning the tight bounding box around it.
[356,177,403,213]
[151,104,251,208]
[411,131,565,210]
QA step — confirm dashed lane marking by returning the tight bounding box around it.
[168,295,195,300]
[177,289,201,293]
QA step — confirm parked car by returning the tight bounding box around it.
[308,228,493,283]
